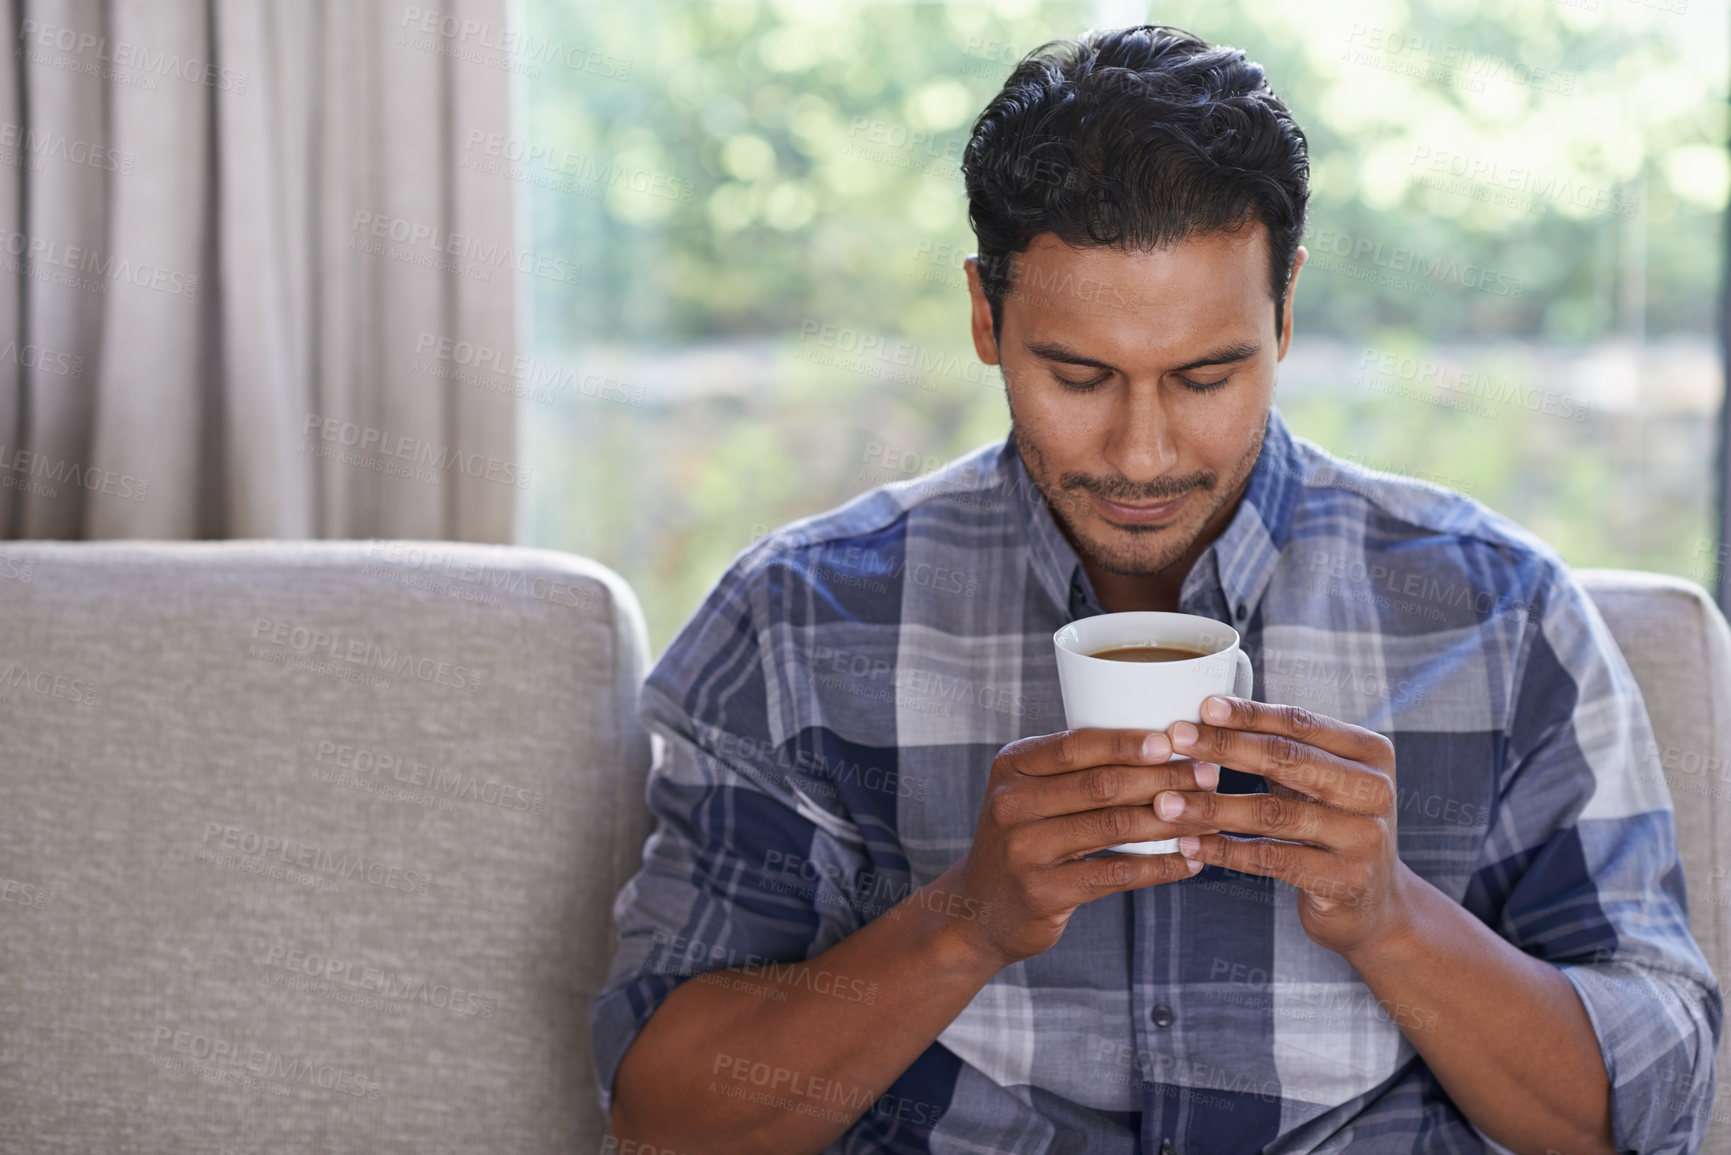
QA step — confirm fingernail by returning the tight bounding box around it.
[1203,697,1231,722]
[1156,792,1184,820]
[1170,721,1198,747]
[1195,762,1218,790]
[1178,835,1201,857]
[1141,733,1170,762]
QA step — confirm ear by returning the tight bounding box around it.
[965,256,1001,366]
[1277,246,1306,362]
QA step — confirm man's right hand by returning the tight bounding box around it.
[941,728,1223,969]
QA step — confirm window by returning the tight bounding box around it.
[517,0,1726,656]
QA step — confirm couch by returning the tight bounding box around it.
[0,542,1722,1152]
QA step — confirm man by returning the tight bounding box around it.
[592,25,1720,1154]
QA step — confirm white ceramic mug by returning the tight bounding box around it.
[1052,611,1255,855]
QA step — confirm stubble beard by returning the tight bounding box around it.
[1009,408,1266,580]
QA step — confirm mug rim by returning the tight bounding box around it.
[1053,610,1241,663]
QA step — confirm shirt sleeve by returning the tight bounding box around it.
[588,547,874,1118]
[1473,560,1722,1153]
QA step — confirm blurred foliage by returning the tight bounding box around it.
[518,0,1726,656]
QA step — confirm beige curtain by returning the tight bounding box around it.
[0,0,517,542]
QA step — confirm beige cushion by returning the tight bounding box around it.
[0,540,652,1153]
[0,545,1717,1149]
[1580,568,1729,1149]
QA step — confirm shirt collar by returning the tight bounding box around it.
[1000,406,1303,625]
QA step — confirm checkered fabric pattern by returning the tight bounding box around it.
[594,407,1721,1153]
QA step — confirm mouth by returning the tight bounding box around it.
[1089,490,1191,526]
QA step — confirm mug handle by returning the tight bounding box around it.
[1233,648,1254,701]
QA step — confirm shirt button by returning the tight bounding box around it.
[1160,1141,1177,1155]
[1234,601,1248,622]
[1150,1003,1175,1028]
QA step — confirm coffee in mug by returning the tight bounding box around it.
[1053,611,1255,855]
[1089,643,1220,663]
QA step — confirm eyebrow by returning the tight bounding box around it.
[1024,339,1262,375]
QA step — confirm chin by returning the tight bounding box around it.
[1075,521,1197,578]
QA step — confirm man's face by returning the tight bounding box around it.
[965,226,1303,588]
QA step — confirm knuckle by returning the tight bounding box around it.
[1002,826,1038,866]
[1255,793,1290,833]
[1097,806,1136,843]
[1269,734,1306,773]
[1285,705,1320,738]
[1053,731,1085,773]
[1259,840,1293,877]
[1190,790,1218,824]
[986,785,1017,826]
[1086,767,1121,806]
[1092,855,1139,891]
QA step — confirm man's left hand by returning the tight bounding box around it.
[1158,695,1414,959]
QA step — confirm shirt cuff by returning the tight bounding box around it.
[590,970,683,1118]
[1558,960,1720,1153]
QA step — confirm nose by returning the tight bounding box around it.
[1105,382,1180,491]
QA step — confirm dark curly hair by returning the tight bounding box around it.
[962,25,1310,341]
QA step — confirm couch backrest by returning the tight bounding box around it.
[1579,568,1730,1150]
[0,540,653,1154]
[2,547,1720,1150]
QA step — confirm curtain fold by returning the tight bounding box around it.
[0,0,518,543]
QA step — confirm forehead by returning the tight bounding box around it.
[1002,226,1274,360]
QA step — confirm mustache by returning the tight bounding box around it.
[1057,471,1214,504]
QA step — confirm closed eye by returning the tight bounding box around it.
[1180,376,1229,393]
[1053,372,1233,393]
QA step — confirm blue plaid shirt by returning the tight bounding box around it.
[593,407,1721,1153]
